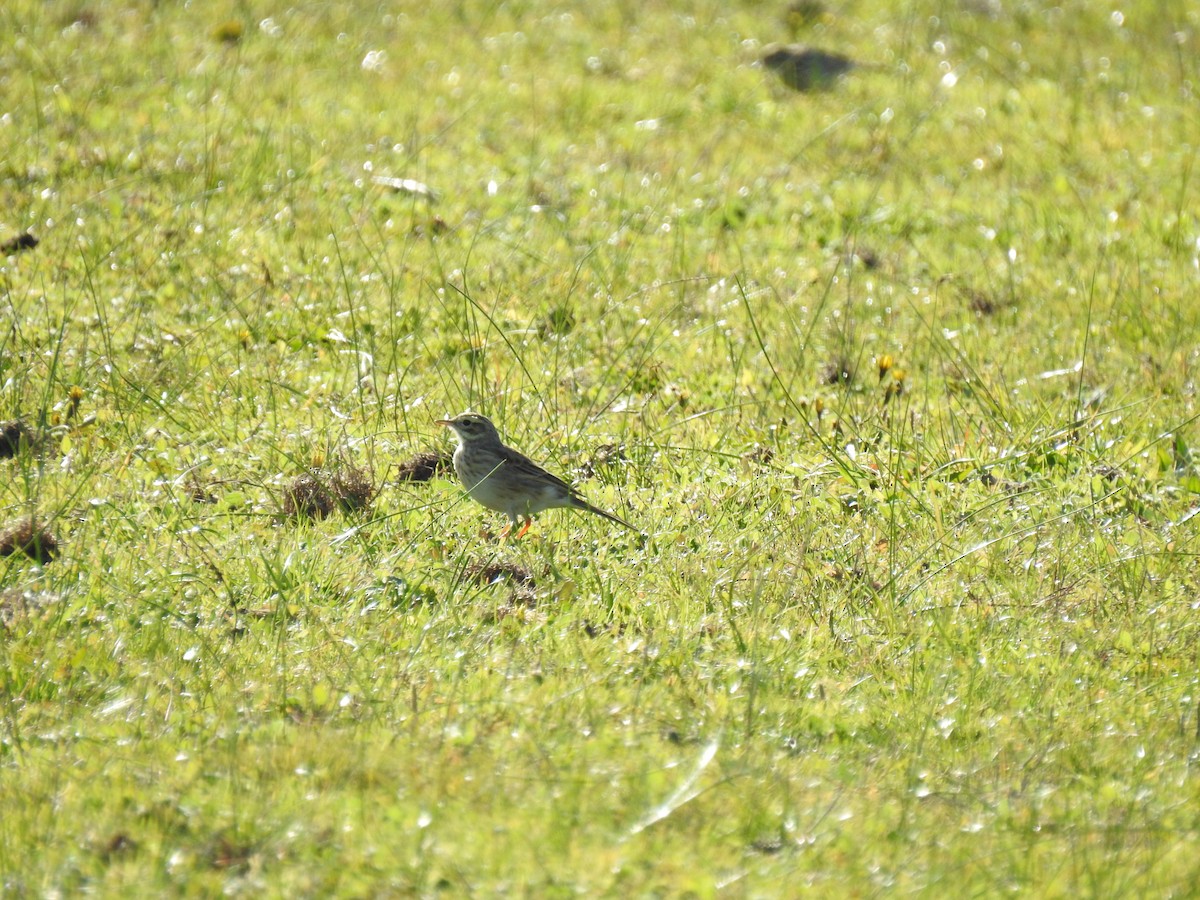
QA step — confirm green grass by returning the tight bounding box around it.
[2,0,1199,894]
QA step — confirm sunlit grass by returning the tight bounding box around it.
[2,0,1199,893]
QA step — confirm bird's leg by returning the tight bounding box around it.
[515,517,532,539]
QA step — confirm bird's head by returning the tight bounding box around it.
[436,411,499,443]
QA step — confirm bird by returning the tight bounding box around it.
[761,44,856,91]
[436,411,638,538]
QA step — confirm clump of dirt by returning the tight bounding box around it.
[281,473,336,520]
[396,451,453,483]
[281,465,377,519]
[0,517,59,564]
[0,420,37,458]
[0,232,38,255]
[466,559,538,622]
[331,465,375,512]
[465,560,535,588]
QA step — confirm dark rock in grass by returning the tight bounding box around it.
[395,450,452,483]
[281,473,335,520]
[0,517,59,564]
[762,45,856,92]
[0,232,38,255]
[0,420,37,457]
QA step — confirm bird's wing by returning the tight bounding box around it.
[501,446,576,494]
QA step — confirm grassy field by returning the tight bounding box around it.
[2,0,1199,894]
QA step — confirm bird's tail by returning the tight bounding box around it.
[575,499,640,534]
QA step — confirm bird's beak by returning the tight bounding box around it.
[435,419,452,427]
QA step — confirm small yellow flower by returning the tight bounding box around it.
[67,385,85,419]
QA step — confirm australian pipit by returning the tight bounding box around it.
[436,412,637,538]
